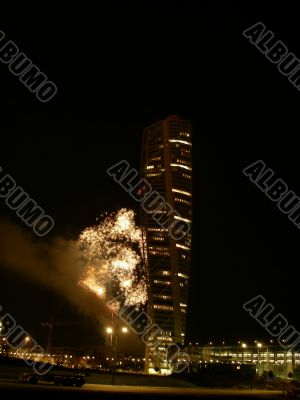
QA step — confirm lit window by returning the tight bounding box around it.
[154,280,172,285]
[175,159,191,167]
[153,305,174,311]
[149,246,169,251]
[176,244,191,251]
[179,131,190,137]
[169,139,192,146]
[170,163,192,171]
[149,250,170,256]
[178,273,189,279]
[182,173,192,180]
[149,157,161,161]
[154,294,172,300]
[175,197,191,205]
[146,173,162,177]
[172,188,192,197]
[174,215,192,224]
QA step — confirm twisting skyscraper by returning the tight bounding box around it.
[141,115,192,373]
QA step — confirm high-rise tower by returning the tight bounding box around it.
[141,115,192,372]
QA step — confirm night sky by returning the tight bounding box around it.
[1,2,300,351]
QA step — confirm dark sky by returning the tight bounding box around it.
[1,2,300,350]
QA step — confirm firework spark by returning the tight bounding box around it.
[78,209,147,310]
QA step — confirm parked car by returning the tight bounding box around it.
[51,374,85,387]
[19,372,39,384]
[19,371,85,387]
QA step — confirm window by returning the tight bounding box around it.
[154,280,172,285]
[172,188,192,197]
[153,294,172,300]
[154,305,174,311]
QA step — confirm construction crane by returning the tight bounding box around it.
[41,318,86,353]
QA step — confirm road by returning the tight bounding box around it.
[0,381,285,399]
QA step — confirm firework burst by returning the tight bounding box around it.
[78,209,147,310]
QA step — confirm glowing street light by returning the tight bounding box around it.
[241,343,247,363]
[106,327,113,347]
[107,322,130,385]
[257,342,262,370]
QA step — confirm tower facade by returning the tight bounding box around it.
[141,115,192,372]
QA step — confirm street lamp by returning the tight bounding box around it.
[105,323,128,385]
[241,343,247,363]
[24,336,31,358]
[106,327,113,346]
[257,342,262,374]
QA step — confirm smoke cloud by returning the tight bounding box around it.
[0,218,146,353]
[0,219,110,321]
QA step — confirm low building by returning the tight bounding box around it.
[185,344,300,380]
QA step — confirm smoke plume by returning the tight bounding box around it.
[0,218,110,321]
